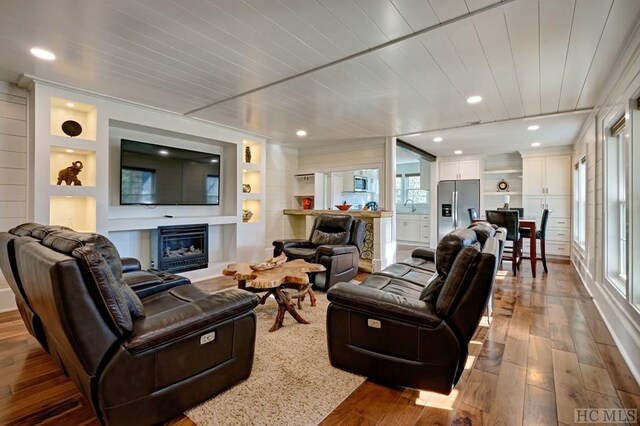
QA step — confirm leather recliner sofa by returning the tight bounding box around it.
[273,214,365,290]
[0,223,259,425]
[326,223,504,394]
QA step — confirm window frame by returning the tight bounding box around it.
[573,157,587,249]
[604,113,629,297]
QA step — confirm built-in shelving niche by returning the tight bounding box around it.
[50,97,97,141]
[50,196,96,232]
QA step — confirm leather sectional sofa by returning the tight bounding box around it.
[326,223,504,394]
[0,223,259,425]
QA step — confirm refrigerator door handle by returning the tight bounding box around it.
[453,191,458,228]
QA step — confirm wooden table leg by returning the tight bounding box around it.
[308,288,317,307]
[529,222,536,278]
[267,287,309,332]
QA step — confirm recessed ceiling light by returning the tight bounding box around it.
[527,125,540,131]
[296,130,307,137]
[466,96,482,104]
[404,133,421,138]
[454,150,463,155]
[66,102,75,108]
[531,142,541,147]
[65,149,74,153]
[30,47,56,61]
[159,150,169,155]
[433,137,443,142]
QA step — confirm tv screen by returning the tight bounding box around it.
[120,139,221,205]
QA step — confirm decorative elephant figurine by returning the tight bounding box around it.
[57,160,83,186]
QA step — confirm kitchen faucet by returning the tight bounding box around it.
[403,199,416,213]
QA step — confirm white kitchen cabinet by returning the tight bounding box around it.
[396,214,430,244]
[439,160,480,180]
[522,153,571,256]
[522,155,570,195]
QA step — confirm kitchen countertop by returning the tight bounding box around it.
[283,209,394,218]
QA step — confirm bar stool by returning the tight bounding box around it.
[486,209,521,276]
[519,209,551,273]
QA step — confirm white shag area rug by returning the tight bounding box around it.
[185,291,365,426]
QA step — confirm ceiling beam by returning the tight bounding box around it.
[395,107,595,137]
[185,0,519,116]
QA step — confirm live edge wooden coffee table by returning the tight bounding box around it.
[223,259,326,332]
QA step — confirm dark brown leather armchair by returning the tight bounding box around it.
[326,226,502,394]
[273,214,365,290]
[0,224,259,425]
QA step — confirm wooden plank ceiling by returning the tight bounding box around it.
[0,0,638,145]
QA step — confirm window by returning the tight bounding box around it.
[605,115,629,295]
[396,173,429,205]
[573,157,587,248]
[121,167,156,204]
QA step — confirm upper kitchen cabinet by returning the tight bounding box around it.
[439,159,480,180]
[522,155,571,196]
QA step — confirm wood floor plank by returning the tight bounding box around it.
[550,323,576,352]
[450,402,485,425]
[597,344,640,395]
[616,390,640,414]
[523,385,558,426]
[552,349,590,425]
[527,335,555,392]
[579,363,618,397]
[460,368,498,412]
[486,362,526,426]
[586,318,616,346]
[376,389,424,425]
[486,315,509,344]
[475,340,505,375]
[569,324,605,368]
[503,306,531,366]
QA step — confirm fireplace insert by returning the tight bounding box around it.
[151,224,208,273]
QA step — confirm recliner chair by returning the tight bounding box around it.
[273,214,365,290]
[326,226,501,394]
[0,224,259,425]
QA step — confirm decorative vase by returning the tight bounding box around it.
[242,184,251,193]
[245,146,252,163]
[242,209,253,222]
[302,197,312,210]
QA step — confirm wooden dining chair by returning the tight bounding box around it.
[486,209,521,276]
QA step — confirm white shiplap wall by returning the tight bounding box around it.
[571,21,640,383]
[264,143,299,254]
[0,82,27,304]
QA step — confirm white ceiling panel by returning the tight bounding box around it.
[539,0,575,113]
[390,0,441,32]
[428,0,472,22]
[504,0,541,116]
[472,8,525,118]
[0,0,637,151]
[575,0,640,109]
[557,0,613,111]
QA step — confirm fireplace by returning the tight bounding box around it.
[151,224,208,273]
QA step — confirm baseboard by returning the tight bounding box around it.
[0,288,17,313]
[571,262,640,387]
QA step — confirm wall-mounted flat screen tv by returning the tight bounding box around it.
[120,139,221,205]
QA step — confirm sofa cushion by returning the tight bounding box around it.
[9,223,72,239]
[419,274,444,303]
[311,229,350,246]
[436,246,481,318]
[436,228,477,276]
[310,215,353,246]
[121,285,146,319]
[9,222,44,237]
[72,245,133,335]
[283,247,317,261]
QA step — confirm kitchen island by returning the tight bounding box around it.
[282,209,394,272]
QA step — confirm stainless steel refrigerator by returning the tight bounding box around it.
[438,179,480,239]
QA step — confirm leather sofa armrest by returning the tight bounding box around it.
[411,247,435,262]
[327,282,443,328]
[121,257,142,273]
[124,289,258,354]
[316,244,357,256]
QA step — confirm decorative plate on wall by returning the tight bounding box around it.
[497,179,510,192]
[61,120,82,137]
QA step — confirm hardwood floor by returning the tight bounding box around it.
[1,263,639,425]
